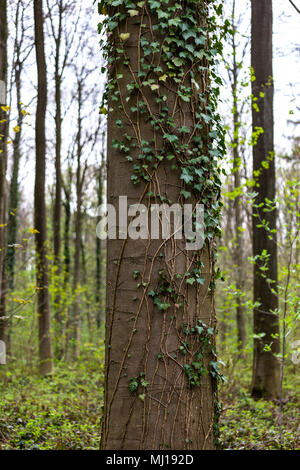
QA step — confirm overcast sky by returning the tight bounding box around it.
[274,0,300,150]
[6,0,300,205]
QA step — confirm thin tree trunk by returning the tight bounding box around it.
[0,193,7,354]
[72,80,83,359]
[96,150,104,328]
[7,65,23,291]
[81,235,92,341]
[34,0,53,375]
[0,0,8,350]
[63,183,71,284]
[52,0,63,344]
[233,158,246,351]
[251,0,280,399]
[6,0,26,293]
[61,177,71,358]
[231,5,246,351]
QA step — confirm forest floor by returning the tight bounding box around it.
[0,346,299,450]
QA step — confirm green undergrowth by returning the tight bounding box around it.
[219,359,300,450]
[0,343,104,450]
[0,343,299,450]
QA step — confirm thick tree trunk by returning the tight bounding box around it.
[0,0,8,349]
[101,2,219,450]
[34,0,53,375]
[251,0,280,399]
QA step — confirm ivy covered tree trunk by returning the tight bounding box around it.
[34,0,53,375]
[251,0,280,399]
[100,0,224,450]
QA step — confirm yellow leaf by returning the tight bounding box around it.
[99,106,107,115]
[150,84,159,91]
[159,74,168,81]
[120,33,130,41]
[128,9,138,17]
[13,125,20,133]
[29,228,40,234]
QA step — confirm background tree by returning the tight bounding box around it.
[225,0,249,351]
[33,0,53,375]
[251,0,280,399]
[0,0,8,350]
[95,132,105,329]
[6,0,32,293]
[46,0,82,353]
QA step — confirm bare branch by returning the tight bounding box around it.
[288,0,300,14]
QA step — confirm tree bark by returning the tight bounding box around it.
[52,0,63,345]
[251,0,280,399]
[71,79,84,359]
[7,61,24,293]
[6,0,28,294]
[0,0,8,349]
[63,178,71,285]
[96,148,104,328]
[34,0,53,375]
[231,4,246,351]
[101,2,219,450]
[53,1,62,273]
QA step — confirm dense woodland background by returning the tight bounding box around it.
[0,0,299,450]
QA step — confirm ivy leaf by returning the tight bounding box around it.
[129,379,139,393]
[164,133,178,144]
[172,57,184,67]
[181,169,193,184]
[128,9,139,17]
[181,189,191,199]
[159,74,168,81]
